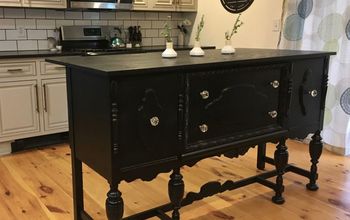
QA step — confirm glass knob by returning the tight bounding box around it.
[270,80,280,89]
[200,90,210,99]
[150,116,160,127]
[268,111,278,119]
[199,124,208,133]
[309,90,318,97]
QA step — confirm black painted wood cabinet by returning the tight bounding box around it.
[47,49,335,220]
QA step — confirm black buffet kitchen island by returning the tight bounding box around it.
[47,48,335,220]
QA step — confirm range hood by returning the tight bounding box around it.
[69,0,133,10]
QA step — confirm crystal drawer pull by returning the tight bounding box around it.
[309,90,318,97]
[199,124,208,133]
[270,80,280,89]
[150,116,160,127]
[268,111,278,119]
[200,90,210,99]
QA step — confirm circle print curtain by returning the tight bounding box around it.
[280,0,350,155]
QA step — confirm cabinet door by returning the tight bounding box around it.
[0,0,22,7]
[288,58,326,138]
[22,0,67,8]
[177,0,197,11]
[188,65,287,147]
[133,0,151,10]
[41,78,68,132]
[0,81,40,138]
[116,74,179,167]
[152,0,176,11]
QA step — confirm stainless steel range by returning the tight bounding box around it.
[60,25,139,56]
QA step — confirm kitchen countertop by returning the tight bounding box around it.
[46,48,336,76]
[0,46,216,59]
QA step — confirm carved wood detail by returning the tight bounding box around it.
[137,88,163,152]
[111,81,119,155]
[320,57,330,110]
[298,68,312,116]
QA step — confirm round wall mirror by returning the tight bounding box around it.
[220,0,254,13]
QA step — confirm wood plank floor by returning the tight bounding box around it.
[0,140,349,220]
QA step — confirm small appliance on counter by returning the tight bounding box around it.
[60,25,139,56]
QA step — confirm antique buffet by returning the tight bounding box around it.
[47,48,335,220]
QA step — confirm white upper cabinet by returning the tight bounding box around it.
[22,0,67,8]
[0,0,67,8]
[0,0,22,7]
[177,0,197,11]
[152,0,176,11]
[133,0,150,10]
[133,0,197,11]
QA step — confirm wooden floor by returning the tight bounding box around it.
[0,140,349,220]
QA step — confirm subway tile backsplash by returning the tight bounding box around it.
[0,7,190,51]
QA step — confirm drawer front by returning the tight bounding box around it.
[117,74,180,167]
[0,61,36,78]
[188,65,286,145]
[40,61,66,75]
[289,58,325,137]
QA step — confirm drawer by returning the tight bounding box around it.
[0,61,36,78]
[40,61,66,75]
[188,64,287,145]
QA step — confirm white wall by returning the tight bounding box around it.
[186,0,284,49]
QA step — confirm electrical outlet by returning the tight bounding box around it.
[272,19,281,32]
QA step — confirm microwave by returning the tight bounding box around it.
[69,0,133,10]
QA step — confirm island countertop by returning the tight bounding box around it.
[46,48,335,76]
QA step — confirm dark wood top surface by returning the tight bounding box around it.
[46,48,335,76]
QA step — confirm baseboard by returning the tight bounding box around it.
[11,132,69,153]
[324,144,348,156]
[0,142,12,156]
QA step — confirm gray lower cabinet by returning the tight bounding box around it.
[0,80,40,138]
[41,78,68,132]
[0,58,68,151]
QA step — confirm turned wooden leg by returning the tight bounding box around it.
[272,138,289,204]
[106,184,124,220]
[257,143,266,170]
[306,130,323,191]
[72,154,84,220]
[168,168,184,220]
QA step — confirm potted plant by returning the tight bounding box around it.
[177,19,192,46]
[222,13,244,54]
[161,22,177,58]
[190,15,205,57]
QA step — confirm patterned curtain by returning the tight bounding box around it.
[279,0,350,155]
